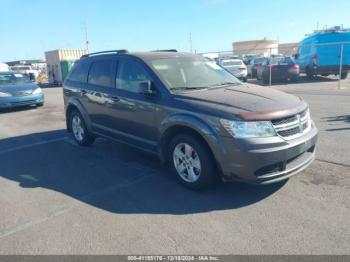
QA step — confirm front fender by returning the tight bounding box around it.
[159,114,227,169]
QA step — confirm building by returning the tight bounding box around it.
[233,39,279,57]
[278,42,299,56]
[45,49,87,84]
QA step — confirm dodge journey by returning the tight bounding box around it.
[63,50,318,189]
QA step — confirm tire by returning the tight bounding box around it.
[36,102,44,107]
[291,76,299,83]
[262,75,269,85]
[168,134,218,190]
[341,72,348,80]
[306,68,315,80]
[242,77,247,82]
[69,109,95,146]
[252,71,256,79]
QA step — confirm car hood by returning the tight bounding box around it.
[173,84,308,121]
[0,83,38,95]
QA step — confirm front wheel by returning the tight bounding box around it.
[69,110,95,146]
[169,134,218,190]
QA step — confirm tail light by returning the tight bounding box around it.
[313,53,318,64]
[239,67,247,71]
[253,64,260,69]
[290,64,300,70]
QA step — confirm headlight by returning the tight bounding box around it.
[32,87,42,95]
[0,92,11,97]
[220,119,277,138]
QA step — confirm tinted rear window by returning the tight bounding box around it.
[68,62,90,83]
[88,60,114,87]
[222,60,242,66]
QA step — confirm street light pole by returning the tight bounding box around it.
[338,44,344,89]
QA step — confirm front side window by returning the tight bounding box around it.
[88,60,114,87]
[150,56,241,91]
[116,60,151,93]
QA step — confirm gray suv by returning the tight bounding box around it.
[63,50,318,190]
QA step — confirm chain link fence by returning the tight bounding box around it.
[199,42,350,88]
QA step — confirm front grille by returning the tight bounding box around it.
[13,90,32,97]
[271,115,297,126]
[10,100,36,106]
[272,110,310,140]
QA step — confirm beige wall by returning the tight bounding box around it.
[45,49,87,83]
[233,40,278,56]
[278,43,299,56]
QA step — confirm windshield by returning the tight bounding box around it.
[12,66,31,70]
[0,73,31,85]
[150,57,241,91]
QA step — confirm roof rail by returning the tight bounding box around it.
[152,49,178,52]
[81,49,128,58]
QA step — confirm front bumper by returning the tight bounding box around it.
[213,126,318,184]
[0,93,44,109]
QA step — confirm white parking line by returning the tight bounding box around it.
[0,137,66,155]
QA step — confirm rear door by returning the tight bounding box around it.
[83,59,118,127]
[92,57,158,152]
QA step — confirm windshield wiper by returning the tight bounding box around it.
[171,86,207,91]
[210,82,240,87]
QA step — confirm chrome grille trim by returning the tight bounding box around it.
[272,110,311,140]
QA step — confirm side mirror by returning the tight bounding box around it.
[138,80,154,96]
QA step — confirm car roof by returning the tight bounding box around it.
[80,51,199,63]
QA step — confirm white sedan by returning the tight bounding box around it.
[219,59,248,82]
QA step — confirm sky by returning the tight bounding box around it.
[0,0,349,61]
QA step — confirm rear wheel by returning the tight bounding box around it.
[69,110,95,146]
[262,75,269,85]
[169,134,218,190]
[306,68,315,80]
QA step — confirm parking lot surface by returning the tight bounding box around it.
[0,77,349,254]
